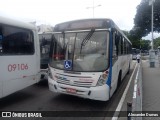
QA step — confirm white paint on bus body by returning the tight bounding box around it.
[0,16,40,98]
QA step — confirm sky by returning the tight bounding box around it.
[0,0,159,39]
[0,0,141,30]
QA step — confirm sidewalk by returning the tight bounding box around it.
[142,55,160,119]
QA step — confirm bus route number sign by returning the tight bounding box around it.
[8,64,28,72]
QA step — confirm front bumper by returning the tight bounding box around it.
[48,76,110,101]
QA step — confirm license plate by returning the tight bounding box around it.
[66,88,76,94]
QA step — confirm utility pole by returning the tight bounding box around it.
[149,0,156,67]
[86,0,101,18]
[151,0,154,50]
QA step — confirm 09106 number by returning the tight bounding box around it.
[8,64,28,72]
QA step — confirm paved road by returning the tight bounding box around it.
[0,61,136,120]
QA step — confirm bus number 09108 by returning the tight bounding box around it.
[8,64,28,72]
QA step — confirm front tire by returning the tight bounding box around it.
[127,64,130,74]
[116,71,122,92]
[117,72,121,88]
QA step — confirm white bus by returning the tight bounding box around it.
[0,16,40,98]
[48,19,132,101]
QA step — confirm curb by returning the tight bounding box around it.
[130,62,142,120]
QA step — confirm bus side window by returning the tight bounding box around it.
[122,38,125,55]
[112,32,118,65]
[115,34,120,55]
[120,36,123,55]
[0,25,3,54]
[1,25,34,55]
[118,35,122,55]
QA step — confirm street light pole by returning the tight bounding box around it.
[93,0,94,18]
[149,0,156,68]
[151,0,154,50]
[86,0,101,18]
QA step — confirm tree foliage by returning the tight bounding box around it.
[134,0,160,37]
[140,39,151,50]
[123,30,141,49]
[154,37,160,49]
[127,0,160,49]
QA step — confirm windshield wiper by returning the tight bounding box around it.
[81,29,95,46]
[65,42,69,60]
[80,29,95,54]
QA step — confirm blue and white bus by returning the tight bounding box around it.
[48,19,132,101]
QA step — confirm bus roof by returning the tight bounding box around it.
[53,18,115,31]
[53,18,132,45]
[0,16,36,30]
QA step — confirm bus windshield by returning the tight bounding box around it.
[49,30,109,72]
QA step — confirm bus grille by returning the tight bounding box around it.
[57,79,93,87]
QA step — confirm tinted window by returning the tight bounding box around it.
[0,24,34,55]
[123,38,127,54]
[39,33,52,69]
[50,31,109,72]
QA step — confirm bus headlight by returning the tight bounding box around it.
[96,71,109,86]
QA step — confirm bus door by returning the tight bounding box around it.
[0,31,2,97]
[39,33,52,78]
[0,79,2,98]
[0,25,39,97]
[110,32,118,96]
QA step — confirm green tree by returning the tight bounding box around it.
[128,0,160,49]
[123,30,141,49]
[140,39,151,50]
[134,0,160,37]
[153,37,160,49]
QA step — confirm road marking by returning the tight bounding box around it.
[132,64,140,99]
[111,63,137,120]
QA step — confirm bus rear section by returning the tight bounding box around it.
[0,17,40,98]
[132,48,137,60]
[48,19,132,101]
[39,33,52,79]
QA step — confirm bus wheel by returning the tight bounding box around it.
[117,71,122,89]
[127,64,130,74]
